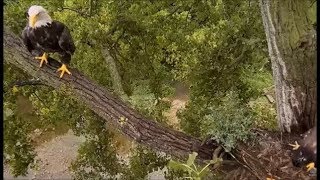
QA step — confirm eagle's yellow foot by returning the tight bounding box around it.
[288,141,300,150]
[306,162,315,172]
[34,53,48,67]
[57,64,71,78]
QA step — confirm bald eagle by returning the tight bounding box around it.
[289,126,317,172]
[22,5,75,78]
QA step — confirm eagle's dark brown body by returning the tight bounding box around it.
[22,20,75,65]
[291,126,317,168]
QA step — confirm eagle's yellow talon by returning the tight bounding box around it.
[266,178,275,180]
[57,64,71,78]
[306,162,315,172]
[34,52,48,67]
[288,141,300,150]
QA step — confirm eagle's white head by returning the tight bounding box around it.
[28,5,52,28]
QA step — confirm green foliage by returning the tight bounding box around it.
[4,64,36,177]
[4,106,36,177]
[128,81,171,124]
[200,92,254,151]
[249,96,277,130]
[167,152,220,180]
[238,68,274,102]
[120,146,170,179]
[70,120,121,180]
[180,91,254,151]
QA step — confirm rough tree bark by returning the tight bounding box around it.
[259,0,317,133]
[5,27,286,180]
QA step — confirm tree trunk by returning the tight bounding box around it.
[101,47,127,98]
[259,0,317,133]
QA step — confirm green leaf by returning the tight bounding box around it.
[4,108,13,118]
[168,160,185,170]
[198,161,214,178]
[186,152,198,166]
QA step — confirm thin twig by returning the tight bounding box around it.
[32,91,50,109]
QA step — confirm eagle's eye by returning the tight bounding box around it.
[25,11,29,18]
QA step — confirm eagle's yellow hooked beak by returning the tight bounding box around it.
[29,15,37,28]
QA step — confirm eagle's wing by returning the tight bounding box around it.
[21,26,34,53]
[55,21,75,78]
[58,24,76,56]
